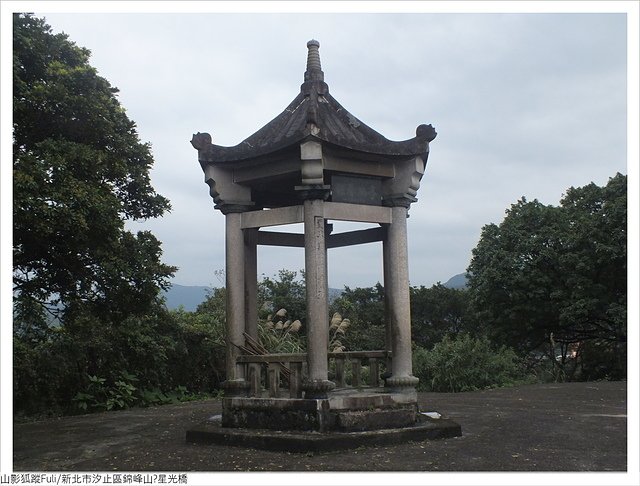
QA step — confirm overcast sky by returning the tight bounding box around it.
[17,6,632,289]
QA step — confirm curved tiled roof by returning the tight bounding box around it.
[194,40,436,164]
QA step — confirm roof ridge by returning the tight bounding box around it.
[192,40,436,164]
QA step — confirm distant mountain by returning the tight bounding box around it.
[163,284,344,311]
[163,284,212,311]
[328,288,343,303]
[443,273,468,289]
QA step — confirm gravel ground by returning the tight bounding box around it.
[13,381,628,472]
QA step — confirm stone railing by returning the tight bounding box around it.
[236,351,390,398]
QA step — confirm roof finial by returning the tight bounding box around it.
[304,39,324,82]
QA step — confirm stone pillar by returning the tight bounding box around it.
[384,204,419,390]
[244,228,259,340]
[302,198,335,398]
[382,229,393,376]
[244,227,260,396]
[222,209,250,396]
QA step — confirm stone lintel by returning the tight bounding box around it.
[241,203,392,230]
[241,205,304,229]
[323,201,392,224]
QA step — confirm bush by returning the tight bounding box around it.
[168,306,226,392]
[259,308,305,353]
[13,300,225,417]
[413,334,532,392]
[71,373,212,413]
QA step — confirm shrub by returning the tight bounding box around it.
[413,334,531,392]
[259,308,305,353]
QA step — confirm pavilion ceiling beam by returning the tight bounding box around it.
[256,227,385,249]
[327,227,385,249]
[256,231,305,247]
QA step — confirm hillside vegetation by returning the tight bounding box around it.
[12,14,626,417]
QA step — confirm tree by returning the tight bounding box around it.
[467,174,626,379]
[410,284,475,349]
[558,173,626,378]
[467,198,565,353]
[13,13,175,328]
[168,288,227,392]
[12,14,176,414]
[258,269,307,323]
[331,284,386,351]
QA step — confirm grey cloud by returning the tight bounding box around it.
[38,11,628,288]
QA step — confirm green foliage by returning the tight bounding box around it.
[137,388,174,407]
[13,13,175,327]
[467,174,626,379]
[413,334,531,393]
[14,302,186,415]
[410,284,477,349]
[258,270,307,326]
[195,286,226,320]
[12,14,179,417]
[330,284,386,350]
[467,198,565,353]
[71,373,209,412]
[558,174,626,352]
[578,339,626,381]
[259,308,305,353]
[167,291,226,391]
[72,375,105,411]
[72,373,137,412]
[332,283,477,353]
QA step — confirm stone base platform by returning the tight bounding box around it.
[186,414,461,453]
[185,387,462,452]
[221,387,421,432]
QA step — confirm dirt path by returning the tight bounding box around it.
[13,381,627,471]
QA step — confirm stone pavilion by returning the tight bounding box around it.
[188,41,459,448]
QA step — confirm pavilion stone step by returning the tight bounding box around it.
[333,407,417,432]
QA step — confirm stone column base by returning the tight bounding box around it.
[221,379,250,397]
[385,375,419,390]
[302,379,335,399]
